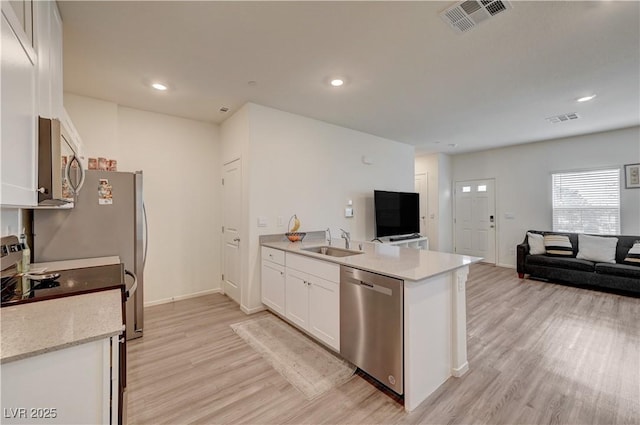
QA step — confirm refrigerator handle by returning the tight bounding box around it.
[142,202,149,269]
[124,269,137,300]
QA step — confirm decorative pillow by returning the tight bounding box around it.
[544,234,573,257]
[527,232,546,255]
[576,234,617,264]
[623,241,640,265]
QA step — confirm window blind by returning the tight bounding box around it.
[552,169,620,235]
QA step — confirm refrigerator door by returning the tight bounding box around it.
[33,170,144,340]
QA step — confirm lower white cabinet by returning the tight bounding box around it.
[1,336,120,424]
[261,248,341,351]
[285,253,340,351]
[261,247,286,315]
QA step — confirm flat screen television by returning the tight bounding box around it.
[374,190,420,238]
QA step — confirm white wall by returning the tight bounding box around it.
[415,153,453,252]
[222,103,415,312]
[1,208,21,236]
[64,94,222,304]
[452,126,640,268]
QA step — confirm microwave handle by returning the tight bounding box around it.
[65,155,86,195]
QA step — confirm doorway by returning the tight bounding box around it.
[222,159,242,304]
[414,173,428,237]
[454,179,496,264]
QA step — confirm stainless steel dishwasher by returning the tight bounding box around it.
[340,265,403,395]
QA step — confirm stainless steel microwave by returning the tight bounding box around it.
[37,117,85,206]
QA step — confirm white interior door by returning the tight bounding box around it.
[454,179,496,263]
[415,173,428,236]
[222,159,242,304]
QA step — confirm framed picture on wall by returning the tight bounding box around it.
[624,163,640,189]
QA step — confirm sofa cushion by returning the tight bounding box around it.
[595,263,640,279]
[527,232,546,255]
[544,234,574,257]
[526,255,595,272]
[576,234,618,264]
[622,241,640,265]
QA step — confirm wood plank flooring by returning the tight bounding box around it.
[127,264,640,424]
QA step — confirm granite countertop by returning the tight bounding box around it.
[261,236,482,282]
[0,289,124,364]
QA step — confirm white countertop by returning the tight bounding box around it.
[1,289,124,364]
[262,238,482,281]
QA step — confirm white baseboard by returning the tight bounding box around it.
[144,288,222,307]
[241,304,267,315]
[452,362,469,377]
[497,263,516,269]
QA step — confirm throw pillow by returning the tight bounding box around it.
[623,241,640,265]
[544,234,573,257]
[576,234,618,264]
[527,232,546,255]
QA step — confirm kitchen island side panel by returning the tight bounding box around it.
[403,272,454,412]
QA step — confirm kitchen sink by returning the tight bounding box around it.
[302,246,363,257]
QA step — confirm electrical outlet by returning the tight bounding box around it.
[345,207,354,218]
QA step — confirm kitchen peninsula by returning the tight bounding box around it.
[261,235,482,411]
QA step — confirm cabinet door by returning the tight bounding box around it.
[261,260,285,315]
[285,268,309,329]
[48,2,63,119]
[308,276,340,351]
[1,6,37,206]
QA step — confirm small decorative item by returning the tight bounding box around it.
[88,158,98,170]
[286,214,306,242]
[98,157,108,171]
[108,159,118,171]
[624,163,640,189]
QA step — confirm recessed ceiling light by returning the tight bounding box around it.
[330,79,344,87]
[576,94,596,102]
[151,82,168,91]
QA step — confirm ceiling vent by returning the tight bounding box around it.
[546,113,580,124]
[440,0,512,33]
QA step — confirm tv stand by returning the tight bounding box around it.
[383,236,429,251]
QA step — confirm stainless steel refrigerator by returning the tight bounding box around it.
[33,170,145,340]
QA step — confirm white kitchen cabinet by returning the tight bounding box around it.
[1,3,38,207]
[261,247,286,315]
[35,0,63,119]
[1,336,120,424]
[308,274,340,350]
[285,253,340,351]
[284,267,309,329]
[261,248,341,351]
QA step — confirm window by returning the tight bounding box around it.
[552,168,620,234]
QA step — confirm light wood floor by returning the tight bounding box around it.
[127,264,640,424]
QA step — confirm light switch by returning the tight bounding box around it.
[257,216,268,227]
[345,207,354,218]
[504,212,515,219]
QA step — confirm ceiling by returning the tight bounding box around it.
[59,1,640,155]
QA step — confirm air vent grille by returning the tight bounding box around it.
[546,113,580,124]
[440,0,512,33]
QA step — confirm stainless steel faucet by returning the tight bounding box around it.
[340,228,351,249]
[326,228,332,246]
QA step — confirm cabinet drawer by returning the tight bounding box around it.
[286,253,340,283]
[262,246,285,265]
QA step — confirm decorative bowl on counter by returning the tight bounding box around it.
[286,232,306,242]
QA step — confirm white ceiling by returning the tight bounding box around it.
[59,1,640,155]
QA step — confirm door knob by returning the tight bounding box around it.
[233,237,240,242]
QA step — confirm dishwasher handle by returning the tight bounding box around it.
[342,275,393,296]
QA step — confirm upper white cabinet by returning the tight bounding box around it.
[1,3,38,206]
[35,0,63,119]
[1,0,63,207]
